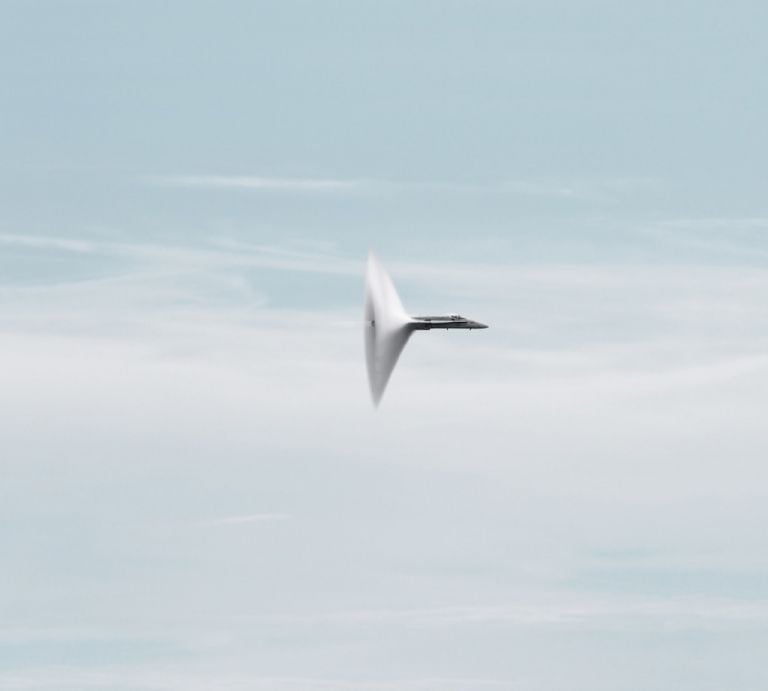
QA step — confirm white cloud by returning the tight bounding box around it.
[275,595,768,631]
[0,233,96,253]
[143,175,363,192]
[0,670,518,691]
[142,174,652,201]
[209,513,291,525]
[3,231,768,691]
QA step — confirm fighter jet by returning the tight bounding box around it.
[364,251,488,406]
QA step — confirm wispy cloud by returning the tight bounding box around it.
[209,512,291,525]
[144,175,363,192]
[280,597,768,629]
[142,174,651,201]
[0,232,360,278]
[0,233,95,253]
[643,217,768,262]
[659,217,768,231]
[142,174,476,195]
[0,669,517,691]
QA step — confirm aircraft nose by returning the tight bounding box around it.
[470,320,488,329]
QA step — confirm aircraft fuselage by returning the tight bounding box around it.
[411,315,488,330]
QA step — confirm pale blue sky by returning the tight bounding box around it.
[2,2,768,690]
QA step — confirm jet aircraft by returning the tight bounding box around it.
[364,252,488,405]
